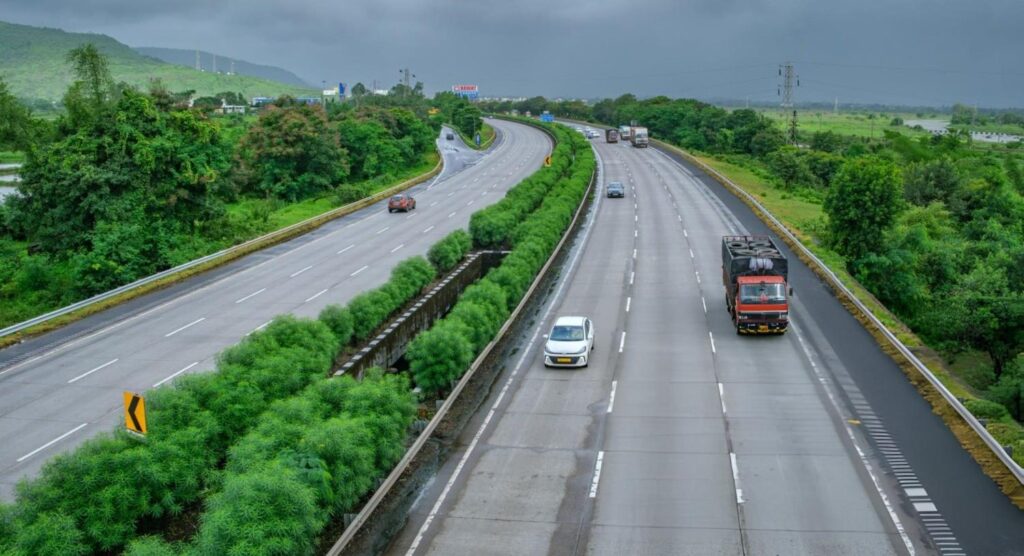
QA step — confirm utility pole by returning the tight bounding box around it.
[778,62,799,144]
[399,68,416,95]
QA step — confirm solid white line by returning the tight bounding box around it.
[588,451,605,498]
[447,211,457,218]
[423,225,435,233]
[67,358,118,384]
[718,383,727,414]
[709,331,716,354]
[337,244,355,255]
[376,226,390,235]
[350,265,369,277]
[235,288,266,304]
[607,381,617,413]
[625,297,631,313]
[391,244,405,253]
[619,331,626,353]
[702,296,708,314]
[290,265,313,278]
[164,317,205,338]
[305,289,329,303]
[17,423,88,462]
[730,452,744,504]
[154,361,199,387]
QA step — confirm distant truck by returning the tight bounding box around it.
[618,125,631,141]
[606,129,619,143]
[540,111,554,123]
[630,126,649,148]
[721,236,791,334]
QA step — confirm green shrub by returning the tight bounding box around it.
[124,537,182,556]
[409,321,475,394]
[965,398,1012,423]
[9,511,86,556]
[318,304,354,346]
[428,229,472,272]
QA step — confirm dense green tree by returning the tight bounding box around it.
[0,79,37,151]
[824,156,904,262]
[766,147,817,189]
[903,157,961,206]
[234,103,348,201]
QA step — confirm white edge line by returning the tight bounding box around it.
[67,358,118,384]
[17,423,88,462]
[154,361,199,387]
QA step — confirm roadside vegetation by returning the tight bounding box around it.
[0,45,485,330]
[483,95,1024,462]
[0,119,593,555]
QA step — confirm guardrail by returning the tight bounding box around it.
[326,120,588,554]
[0,156,443,343]
[650,138,1024,496]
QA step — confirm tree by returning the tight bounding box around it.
[62,44,117,129]
[0,78,37,151]
[903,157,961,207]
[351,82,367,97]
[824,156,904,262]
[766,148,816,189]
[234,104,349,200]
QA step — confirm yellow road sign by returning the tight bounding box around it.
[428,108,440,115]
[544,155,552,167]
[124,391,147,435]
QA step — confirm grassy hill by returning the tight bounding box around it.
[0,20,316,102]
[135,47,313,89]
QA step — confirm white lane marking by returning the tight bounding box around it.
[625,297,631,313]
[391,244,405,253]
[350,265,369,277]
[154,361,199,387]
[589,451,605,498]
[718,383,727,414]
[248,320,272,335]
[630,271,634,285]
[632,248,637,259]
[635,214,638,222]
[337,244,355,255]
[447,211,457,218]
[406,212,418,219]
[607,381,617,414]
[619,331,626,353]
[689,248,695,259]
[466,200,475,206]
[17,423,88,462]
[290,265,313,278]
[430,201,439,207]
[423,225,435,233]
[305,289,328,303]
[164,317,205,338]
[67,358,119,384]
[447,192,454,197]
[730,452,744,504]
[790,324,916,555]
[406,126,599,556]
[634,230,637,238]
[702,296,708,314]
[683,228,688,237]
[235,288,266,304]
[376,226,390,235]
[709,331,716,354]
[678,215,682,222]
[695,272,701,284]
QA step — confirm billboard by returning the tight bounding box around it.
[452,84,479,100]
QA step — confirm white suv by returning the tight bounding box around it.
[543,316,595,367]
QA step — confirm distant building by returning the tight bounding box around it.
[251,96,274,107]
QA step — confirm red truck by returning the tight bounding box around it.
[722,236,791,334]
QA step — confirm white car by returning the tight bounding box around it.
[543,316,595,367]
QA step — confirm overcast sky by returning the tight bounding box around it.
[2,0,1022,108]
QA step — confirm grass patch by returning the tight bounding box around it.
[760,110,930,139]
[0,151,24,165]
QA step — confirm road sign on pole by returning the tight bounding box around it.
[475,133,481,146]
[124,391,147,436]
[544,155,552,167]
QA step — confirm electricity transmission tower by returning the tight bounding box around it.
[399,68,417,94]
[778,62,800,144]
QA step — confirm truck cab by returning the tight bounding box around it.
[721,236,791,334]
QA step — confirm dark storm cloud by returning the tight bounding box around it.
[1,0,1022,107]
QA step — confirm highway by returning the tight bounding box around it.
[387,131,1024,555]
[0,119,551,500]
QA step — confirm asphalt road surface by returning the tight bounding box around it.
[388,132,1024,555]
[0,119,550,500]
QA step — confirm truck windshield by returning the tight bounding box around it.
[740,283,786,304]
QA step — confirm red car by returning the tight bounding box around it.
[388,193,416,213]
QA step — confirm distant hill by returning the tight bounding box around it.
[0,20,316,103]
[135,47,314,89]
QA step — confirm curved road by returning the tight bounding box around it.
[0,119,551,500]
[388,131,1024,555]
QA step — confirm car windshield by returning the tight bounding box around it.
[608,183,623,190]
[550,325,584,341]
[391,196,404,202]
[740,283,786,304]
